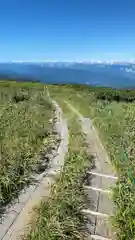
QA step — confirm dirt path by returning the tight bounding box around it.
[65,100,117,240]
[0,101,68,240]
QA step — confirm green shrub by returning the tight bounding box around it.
[96,89,135,102]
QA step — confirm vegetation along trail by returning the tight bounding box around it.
[49,85,135,240]
[0,82,69,240]
[25,92,92,240]
[1,83,135,240]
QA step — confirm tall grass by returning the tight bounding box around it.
[49,85,135,239]
[0,81,54,206]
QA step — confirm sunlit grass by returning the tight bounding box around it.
[0,81,54,206]
[49,85,135,239]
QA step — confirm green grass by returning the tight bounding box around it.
[0,81,54,206]
[26,101,92,240]
[2,82,135,239]
[49,85,135,239]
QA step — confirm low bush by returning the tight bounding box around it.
[96,89,135,102]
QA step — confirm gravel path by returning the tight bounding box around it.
[65,100,117,240]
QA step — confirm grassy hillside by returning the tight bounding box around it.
[0,81,54,207]
[49,85,135,239]
[1,81,135,239]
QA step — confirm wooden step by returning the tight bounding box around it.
[84,187,114,215]
[82,209,114,239]
[86,171,117,190]
[91,234,112,240]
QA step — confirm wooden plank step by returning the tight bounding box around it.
[91,234,112,240]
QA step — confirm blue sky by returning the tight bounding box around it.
[0,0,135,62]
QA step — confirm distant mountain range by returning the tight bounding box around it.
[0,62,135,88]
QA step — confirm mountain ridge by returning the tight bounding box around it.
[0,62,135,88]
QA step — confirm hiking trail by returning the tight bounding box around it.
[65,100,117,240]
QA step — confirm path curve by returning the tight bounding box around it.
[0,101,68,240]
